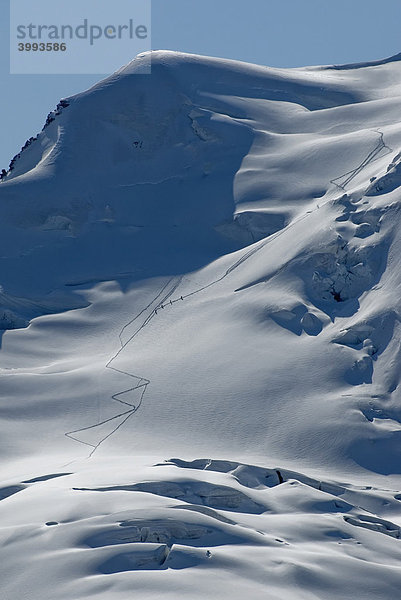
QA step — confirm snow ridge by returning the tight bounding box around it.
[2,51,401,599]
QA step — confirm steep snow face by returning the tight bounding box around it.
[0,51,398,320]
[2,51,401,599]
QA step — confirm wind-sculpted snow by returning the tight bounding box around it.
[1,458,401,599]
[2,50,401,598]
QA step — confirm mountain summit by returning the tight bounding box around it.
[1,51,401,599]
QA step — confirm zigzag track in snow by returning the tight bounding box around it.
[64,239,280,456]
[64,209,318,456]
[65,131,395,455]
[65,278,179,456]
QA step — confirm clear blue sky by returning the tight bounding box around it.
[1,0,401,169]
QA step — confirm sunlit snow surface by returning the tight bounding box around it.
[1,51,401,599]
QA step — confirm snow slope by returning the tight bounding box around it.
[1,50,401,599]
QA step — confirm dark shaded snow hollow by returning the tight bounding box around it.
[1,51,401,599]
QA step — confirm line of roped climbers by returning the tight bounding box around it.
[65,278,178,456]
[63,238,277,456]
[65,129,395,456]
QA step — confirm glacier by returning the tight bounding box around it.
[1,50,401,599]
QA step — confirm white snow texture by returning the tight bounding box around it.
[1,50,401,599]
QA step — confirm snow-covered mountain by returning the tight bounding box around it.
[1,50,401,599]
